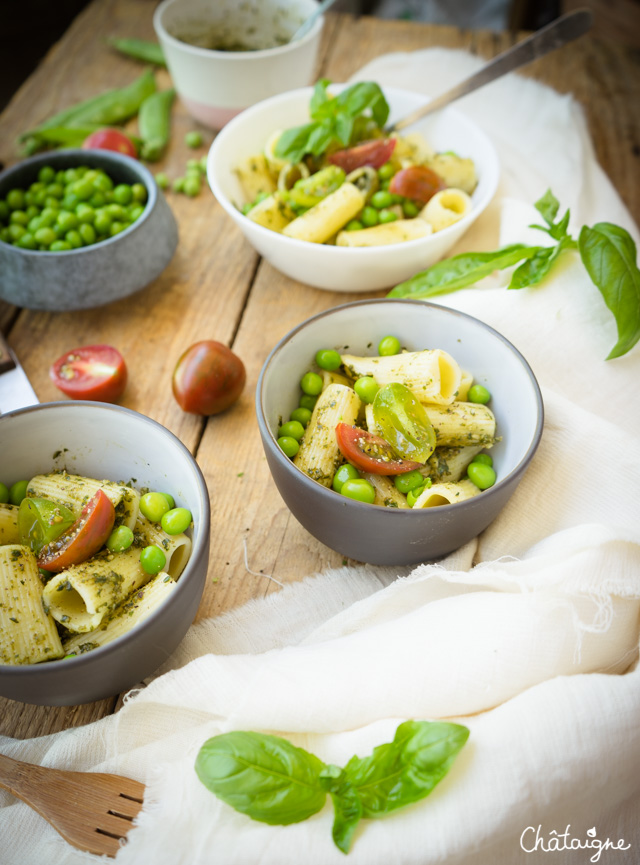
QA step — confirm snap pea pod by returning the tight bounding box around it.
[108,37,167,67]
[138,88,175,161]
[19,68,157,145]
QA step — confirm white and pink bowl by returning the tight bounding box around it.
[154,0,324,130]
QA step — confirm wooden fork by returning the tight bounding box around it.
[0,753,145,857]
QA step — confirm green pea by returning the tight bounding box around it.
[16,233,37,249]
[183,176,201,197]
[34,227,56,246]
[332,463,360,493]
[0,482,9,503]
[6,189,26,211]
[38,165,55,184]
[106,203,128,221]
[155,173,169,190]
[46,182,65,199]
[9,479,29,505]
[378,335,401,356]
[73,180,94,201]
[390,193,404,205]
[93,172,113,192]
[8,224,26,241]
[65,229,83,249]
[186,158,204,173]
[39,207,58,227]
[25,205,39,220]
[140,544,166,575]
[106,525,134,552]
[315,349,342,371]
[361,205,379,227]
[140,491,171,523]
[277,436,299,458]
[394,470,425,494]
[290,407,312,427]
[468,384,491,404]
[345,219,363,231]
[9,210,29,226]
[128,204,145,222]
[160,492,175,509]
[340,478,376,504]
[75,203,95,224]
[79,223,96,245]
[406,483,429,507]
[56,210,78,232]
[89,191,107,208]
[278,420,305,441]
[50,240,72,251]
[113,184,133,205]
[172,177,185,193]
[377,162,395,180]
[0,201,9,222]
[299,393,318,411]
[29,181,45,194]
[378,208,398,224]
[109,220,127,236]
[161,507,193,535]
[131,183,147,203]
[0,228,11,243]
[62,192,80,211]
[467,462,497,490]
[185,130,203,148]
[353,376,379,404]
[300,371,323,396]
[94,211,112,234]
[44,196,61,209]
[402,200,419,217]
[371,190,393,209]
[27,216,42,233]
[472,453,493,467]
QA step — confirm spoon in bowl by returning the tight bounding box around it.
[290,0,340,43]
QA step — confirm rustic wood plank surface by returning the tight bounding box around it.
[0,0,638,739]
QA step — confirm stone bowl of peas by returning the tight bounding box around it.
[0,149,178,311]
[256,299,544,566]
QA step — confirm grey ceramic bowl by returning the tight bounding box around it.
[0,149,178,311]
[0,402,210,706]
[257,299,544,566]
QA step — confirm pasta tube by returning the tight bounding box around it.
[282,183,365,244]
[294,384,361,486]
[419,189,472,232]
[135,513,191,579]
[43,546,150,633]
[322,369,351,390]
[0,504,20,545]
[235,153,277,201]
[412,479,481,508]
[27,472,140,530]
[341,349,461,406]
[0,545,64,664]
[246,192,295,231]
[457,370,473,402]
[422,402,496,447]
[62,572,177,655]
[394,131,435,166]
[361,473,409,508]
[427,153,477,195]
[422,445,484,483]
[336,219,432,247]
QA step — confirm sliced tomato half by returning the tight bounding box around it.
[389,165,445,204]
[38,489,116,573]
[50,344,127,403]
[328,139,396,174]
[335,423,423,475]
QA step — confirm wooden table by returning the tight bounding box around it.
[0,0,638,740]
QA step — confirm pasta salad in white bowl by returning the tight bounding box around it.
[207,82,499,292]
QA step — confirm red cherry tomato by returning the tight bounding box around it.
[335,423,424,475]
[83,129,138,158]
[389,165,446,204]
[50,344,127,403]
[328,138,396,173]
[38,490,116,573]
[172,340,246,415]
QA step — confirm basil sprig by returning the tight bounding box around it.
[274,79,390,164]
[389,190,640,360]
[195,720,469,854]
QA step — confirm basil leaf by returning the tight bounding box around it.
[335,112,354,147]
[508,235,576,289]
[549,208,571,240]
[336,82,389,128]
[535,189,560,226]
[388,245,541,298]
[195,731,327,825]
[310,78,331,118]
[579,222,640,359]
[307,122,336,156]
[274,122,320,163]
[343,720,469,818]
[319,765,363,854]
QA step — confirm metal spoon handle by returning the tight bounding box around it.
[388,8,593,132]
[291,0,339,42]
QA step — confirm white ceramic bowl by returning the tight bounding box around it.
[154,0,324,129]
[207,85,500,292]
[0,402,210,706]
[257,299,543,565]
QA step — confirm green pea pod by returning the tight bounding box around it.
[19,68,157,144]
[139,88,175,161]
[108,37,166,67]
[372,382,436,463]
[288,165,345,208]
[17,497,75,555]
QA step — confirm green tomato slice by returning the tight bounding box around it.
[372,382,436,463]
[18,497,75,554]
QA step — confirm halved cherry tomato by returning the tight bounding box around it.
[328,139,396,174]
[335,423,423,475]
[38,490,116,573]
[83,128,138,158]
[172,340,246,415]
[389,165,445,204]
[50,344,127,403]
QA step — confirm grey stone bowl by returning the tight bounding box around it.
[0,402,210,706]
[256,299,544,566]
[0,149,178,311]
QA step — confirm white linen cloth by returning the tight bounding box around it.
[2,49,639,865]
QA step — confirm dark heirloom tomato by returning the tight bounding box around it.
[328,139,396,173]
[335,423,423,475]
[172,340,246,415]
[38,489,116,572]
[83,128,138,158]
[50,344,127,403]
[389,165,445,204]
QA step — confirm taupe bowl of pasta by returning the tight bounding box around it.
[0,402,210,706]
[256,299,543,565]
[207,84,499,292]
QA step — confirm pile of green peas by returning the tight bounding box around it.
[344,162,420,232]
[0,164,148,252]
